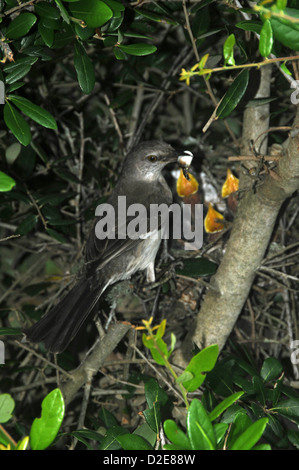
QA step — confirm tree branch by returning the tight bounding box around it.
[60,322,131,405]
[174,66,299,367]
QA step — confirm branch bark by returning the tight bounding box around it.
[174,66,299,367]
[60,322,131,405]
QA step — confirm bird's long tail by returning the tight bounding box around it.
[25,278,106,353]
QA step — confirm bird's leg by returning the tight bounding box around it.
[145,262,156,283]
[158,239,175,267]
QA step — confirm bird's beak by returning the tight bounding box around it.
[161,149,194,167]
[160,149,180,164]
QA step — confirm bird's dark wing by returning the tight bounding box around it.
[84,180,171,270]
[85,228,143,271]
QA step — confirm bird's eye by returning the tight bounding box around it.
[147,155,157,162]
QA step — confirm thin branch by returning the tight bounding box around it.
[14,340,73,379]
[103,93,124,151]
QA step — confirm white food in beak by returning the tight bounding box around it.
[177,150,193,169]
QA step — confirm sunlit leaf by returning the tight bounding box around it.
[30,389,65,450]
[69,0,113,28]
[0,171,16,192]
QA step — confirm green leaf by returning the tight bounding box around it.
[143,379,168,433]
[287,429,299,449]
[253,443,271,450]
[113,46,127,60]
[4,57,39,73]
[0,171,16,192]
[6,12,37,39]
[175,257,218,278]
[41,16,61,30]
[192,6,210,38]
[181,344,218,392]
[137,7,178,26]
[216,68,249,119]
[5,64,32,85]
[7,82,25,93]
[230,417,268,450]
[99,406,118,428]
[3,102,31,146]
[214,422,228,445]
[54,168,81,183]
[236,20,262,34]
[107,15,124,32]
[268,7,299,49]
[223,33,236,66]
[38,21,55,47]
[259,19,273,57]
[272,398,299,419]
[276,0,288,8]
[151,337,169,365]
[142,333,168,365]
[0,427,12,447]
[209,391,244,421]
[53,28,75,48]
[133,423,157,448]
[54,0,70,24]
[6,142,22,164]
[35,2,60,19]
[65,432,92,449]
[69,429,103,446]
[74,43,95,94]
[103,0,125,17]
[0,394,15,424]
[252,375,266,405]
[30,388,65,450]
[69,0,113,28]
[46,228,68,244]
[143,404,160,433]
[280,62,292,76]
[260,357,283,382]
[0,327,22,335]
[116,433,152,450]
[74,23,95,40]
[270,17,299,50]
[176,370,194,384]
[104,36,118,47]
[227,412,252,445]
[9,95,57,130]
[36,192,75,206]
[271,6,299,32]
[187,399,216,450]
[47,218,77,226]
[99,425,128,450]
[16,214,38,235]
[6,65,31,84]
[118,43,157,56]
[15,436,29,450]
[144,378,168,409]
[163,420,192,450]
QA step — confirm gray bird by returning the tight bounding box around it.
[26,141,179,353]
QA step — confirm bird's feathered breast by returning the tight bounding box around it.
[84,176,173,269]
